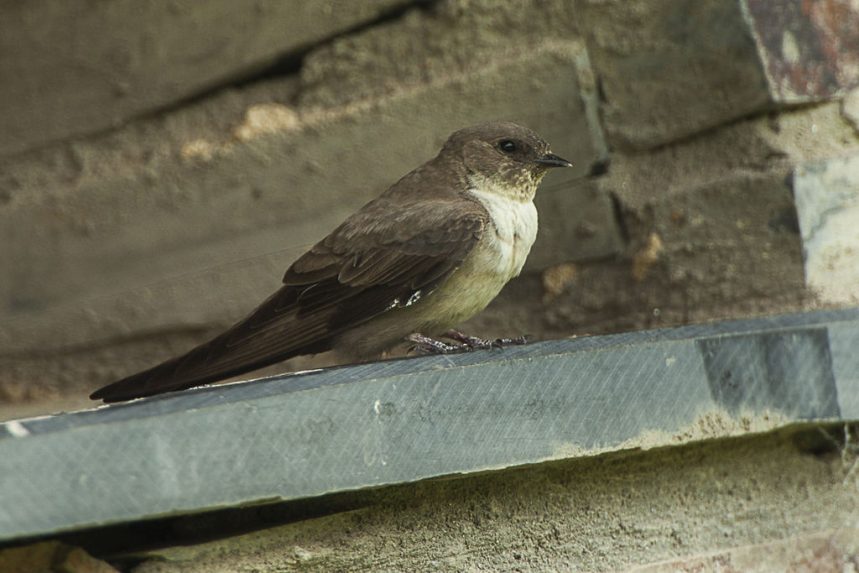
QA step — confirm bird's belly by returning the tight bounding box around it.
[422,262,510,327]
[414,233,533,330]
[330,268,505,360]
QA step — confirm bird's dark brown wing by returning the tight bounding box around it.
[90,197,487,402]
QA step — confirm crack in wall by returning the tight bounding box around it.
[163,1,440,115]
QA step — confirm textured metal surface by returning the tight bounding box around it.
[1,308,858,542]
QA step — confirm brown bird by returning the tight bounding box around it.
[90,122,571,402]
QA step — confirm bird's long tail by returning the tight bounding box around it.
[89,286,333,402]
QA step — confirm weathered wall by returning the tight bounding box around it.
[0,1,406,156]
[1,0,859,420]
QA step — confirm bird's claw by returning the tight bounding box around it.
[492,334,529,347]
[406,331,529,355]
[406,333,468,355]
[445,330,528,349]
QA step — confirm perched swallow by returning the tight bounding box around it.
[91,121,571,402]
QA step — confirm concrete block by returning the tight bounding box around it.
[0,307,856,542]
[646,172,806,307]
[579,0,859,149]
[597,121,811,312]
[0,43,611,359]
[591,102,859,315]
[0,1,404,157]
[528,177,623,270]
[296,0,584,108]
[793,153,859,304]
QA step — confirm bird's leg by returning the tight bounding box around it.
[406,333,469,354]
[443,329,529,349]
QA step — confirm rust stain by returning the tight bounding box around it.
[745,0,859,100]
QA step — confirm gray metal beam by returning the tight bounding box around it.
[2,308,858,542]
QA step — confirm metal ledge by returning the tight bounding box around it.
[2,308,858,542]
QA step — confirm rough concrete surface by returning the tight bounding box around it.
[0,541,118,573]
[579,0,859,149]
[296,0,583,108]
[577,101,859,313]
[629,528,859,572]
[127,426,859,572]
[580,0,768,149]
[845,87,859,132]
[0,0,608,330]
[0,0,406,157]
[794,153,859,304]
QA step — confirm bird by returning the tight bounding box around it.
[90,121,572,402]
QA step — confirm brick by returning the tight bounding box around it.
[579,0,859,149]
[0,1,403,157]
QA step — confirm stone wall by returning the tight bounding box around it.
[1,0,859,416]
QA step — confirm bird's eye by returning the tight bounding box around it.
[498,140,518,153]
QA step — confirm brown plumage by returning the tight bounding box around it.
[90,122,571,402]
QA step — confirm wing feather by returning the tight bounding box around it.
[90,196,488,402]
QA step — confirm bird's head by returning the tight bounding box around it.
[442,121,572,200]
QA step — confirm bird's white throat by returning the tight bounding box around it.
[467,180,539,280]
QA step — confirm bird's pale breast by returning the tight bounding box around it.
[419,183,538,326]
[467,185,539,280]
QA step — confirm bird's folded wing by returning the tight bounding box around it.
[90,197,487,401]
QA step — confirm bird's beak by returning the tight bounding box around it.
[535,153,573,168]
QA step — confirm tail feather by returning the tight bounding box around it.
[89,328,329,403]
[89,286,335,402]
